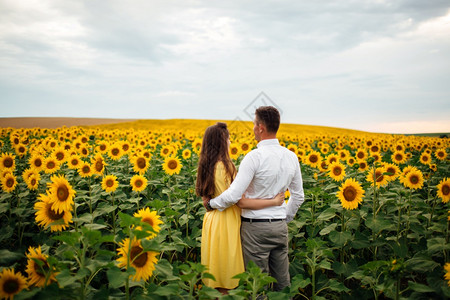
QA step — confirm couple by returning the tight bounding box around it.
[196,106,304,294]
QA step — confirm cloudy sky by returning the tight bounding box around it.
[1,0,449,134]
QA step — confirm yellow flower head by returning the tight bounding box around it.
[162,156,182,176]
[437,178,450,203]
[130,174,148,192]
[48,175,76,213]
[337,178,365,210]
[102,175,119,193]
[0,268,27,299]
[26,246,58,287]
[116,237,159,282]
[328,161,346,182]
[134,207,164,239]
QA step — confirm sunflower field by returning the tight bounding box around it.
[0,119,449,300]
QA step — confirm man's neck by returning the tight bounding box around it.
[259,134,277,141]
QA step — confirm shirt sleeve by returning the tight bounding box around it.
[209,153,257,211]
[285,156,304,222]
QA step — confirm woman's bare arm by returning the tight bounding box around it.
[236,192,285,209]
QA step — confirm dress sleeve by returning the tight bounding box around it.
[213,162,231,197]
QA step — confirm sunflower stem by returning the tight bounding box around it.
[428,195,437,229]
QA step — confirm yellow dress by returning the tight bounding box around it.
[201,162,244,289]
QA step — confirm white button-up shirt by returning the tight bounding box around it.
[209,138,304,222]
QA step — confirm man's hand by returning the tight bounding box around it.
[202,196,213,211]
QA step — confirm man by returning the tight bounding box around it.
[203,106,304,291]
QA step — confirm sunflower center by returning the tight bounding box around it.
[375,171,384,182]
[95,160,103,172]
[343,186,357,202]
[2,278,19,294]
[112,148,119,156]
[142,217,154,227]
[82,166,90,174]
[130,245,148,268]
[241,144,249,151]
[31,178,37,186]
[47,205,64,221]
[395,154,403,161]
[47,161,56,169]
[4,157,14,168]
[6,178,14,188]
[333,167,342,176]
[438,152,444,158]
[231,148,238,155]
[100,144,107,151]
[329,157,337,163]
[442,185,450,196]
[82,149,88,155]
[321,161,328,169]
[135,179,143,188]
[35,158,42,167]
[357,152,364,159]
[33,258,49,276]
[57,186,69,201]
[137,158,146,169]
[106,179,114,187]
[122,144,130,151]
[56,152,64,161]
[163,149,169,155]
[386,167,395,176]
[410,175,419,184]
[168,160,177,170]
[309,155,318,163]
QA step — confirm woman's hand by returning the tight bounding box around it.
[272,192,286,206]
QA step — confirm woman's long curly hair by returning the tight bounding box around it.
[196,122,236,198]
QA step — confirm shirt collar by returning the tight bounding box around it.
[256,138,280,148]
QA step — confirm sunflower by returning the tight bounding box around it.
[383,163,400,181]
[96,140,110,154]
[229,143,240,160]
[132,156,149,174]
[14,143,27,157]
[182,149,192,160]
[435,148,447,161]
[355,149,367,161]
[52,147,67,164]
[43,157,60,174]
[0,268,27,299]
[121,141,132,154]
[1,173,17,193]
[419,152,432,166]
[305,151,322,169]
[338,149,350,161]
[326,153,339,165]
[102,175,119,193]
[26,173,41,191]
[133,207,163,239]
[35,192,73,231]
[402,168,424,190]
[0,152,16,170]
[48,175,76,213]
[444,263,450,287]
[116,237,159,282]
[346,157,356,166]
[28,154,44,172]
[366,166,389,187]
[108,143,123,160]
[337,178,365,210]
[78,162,93,178]
[26,246,57,287]
[130,174,148,192]
[437,178,450,203]
[78,146,89,157]
[287,144,298,154]
[240,141,251,154]
[91,153,107,175]
[318,160,328,172]
[328,161,346,182]
[67,155,82,169]
[160,145,174,158]
[162,156,182,176]
[391,151,407,165]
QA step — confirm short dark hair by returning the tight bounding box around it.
[255,106,280,133]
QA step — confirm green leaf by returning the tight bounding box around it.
[83,223,108,230]
[365,217,392,233]
[56,269,77,288]
[408,281,436,293]
[0,249,23,265]
[317,208,337,221]
[406,255,439,272]
[329,231,352,247]
[427,237,450,253]
[107,266,128,289]
[319,223,337,236]
[328,279,350,292]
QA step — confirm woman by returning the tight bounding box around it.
[196,122,284,294]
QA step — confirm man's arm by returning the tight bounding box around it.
[285,158,304,222]
[208,154,257,211]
